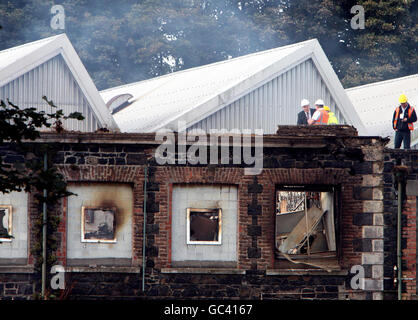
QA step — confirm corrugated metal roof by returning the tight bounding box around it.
[188,58,349,133]
[102,39,366,134]
[1,55,101,132]
[101,41,306,132]
[346,74,418,145]
[0,34,118,131]
[0,35,61,71]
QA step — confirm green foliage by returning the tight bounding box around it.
[0,98,84,297]
[0,97,84,195]
[0,0,277,89]
[340,0,417,86]
[31,206,61,272]
[246,0,417,87]
[0,1,416,88]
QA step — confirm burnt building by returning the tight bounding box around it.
[1,34,417,301]
[1,125,416,300]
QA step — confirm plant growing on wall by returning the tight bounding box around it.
[0,96,83,194]
[0,97,84,298]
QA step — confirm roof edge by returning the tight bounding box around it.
[310,41,367,135]
[151,41,317,132]
[0,34,63,56]
[0,34,119,131]
[55,34,119,130]
[100,39,318,95]
[345,73,418,92]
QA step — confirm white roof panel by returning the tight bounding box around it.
[346,74,418,138]
[102,39,366,134]
[0,34,118,131]
[0,35,61,70]
[102,41,307,132]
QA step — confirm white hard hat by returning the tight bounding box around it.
[300,99,310,107]
[315,99,325,106]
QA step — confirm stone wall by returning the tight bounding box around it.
[0,127,414,300]
[382,149,418,300]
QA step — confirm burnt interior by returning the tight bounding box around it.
[83,207,116,241]
[274,185,339,270]
[84,208,114,240]
[189,209,220,242]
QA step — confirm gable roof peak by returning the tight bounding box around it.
[0,33,119,131]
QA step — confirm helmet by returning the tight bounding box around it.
[300,99,310,107]
[323,106,330,111]
[315,99,324,106]
[399,94,407,104]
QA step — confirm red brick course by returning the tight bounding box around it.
[402,196,417,300]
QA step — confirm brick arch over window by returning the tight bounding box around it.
[58,165,143,183]
[57,165,146,267]
[263,168,351,185]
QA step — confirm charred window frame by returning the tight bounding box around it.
[0,205,12,242]
[186,208,222,245]
[274,185,341,267]
[81,206,117,243]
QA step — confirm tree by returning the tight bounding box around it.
[0,97,84,237]
[0,0,277,89]
[0,0,416,89]
[0,97,84,299]
[0,95,84,249]
[243,0,358,84]
[342,0,418,87]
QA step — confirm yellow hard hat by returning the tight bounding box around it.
[399,94,408,103]
[323,106,330,111]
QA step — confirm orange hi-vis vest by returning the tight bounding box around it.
[393,106,415,131]
[313,108,329,125]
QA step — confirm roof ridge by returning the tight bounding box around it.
[0,34,63,55]
[346,73,418,92]
[100,39,317,93]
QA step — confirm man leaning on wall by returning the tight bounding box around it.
[392,94,417,149]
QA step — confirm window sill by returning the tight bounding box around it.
[65,266,141,273]
[266,268,348,276]
[161,268,245,275]
[0,265,35,273]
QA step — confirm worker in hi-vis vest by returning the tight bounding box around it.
[392,94,417,149]
[324,106,339,125]
[308,99,329,125]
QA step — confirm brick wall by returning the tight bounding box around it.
[402,196,417,299]
[0,274,34,300]
[383,150,418,300]
[58,132,383,299]
[1,129,414,300]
